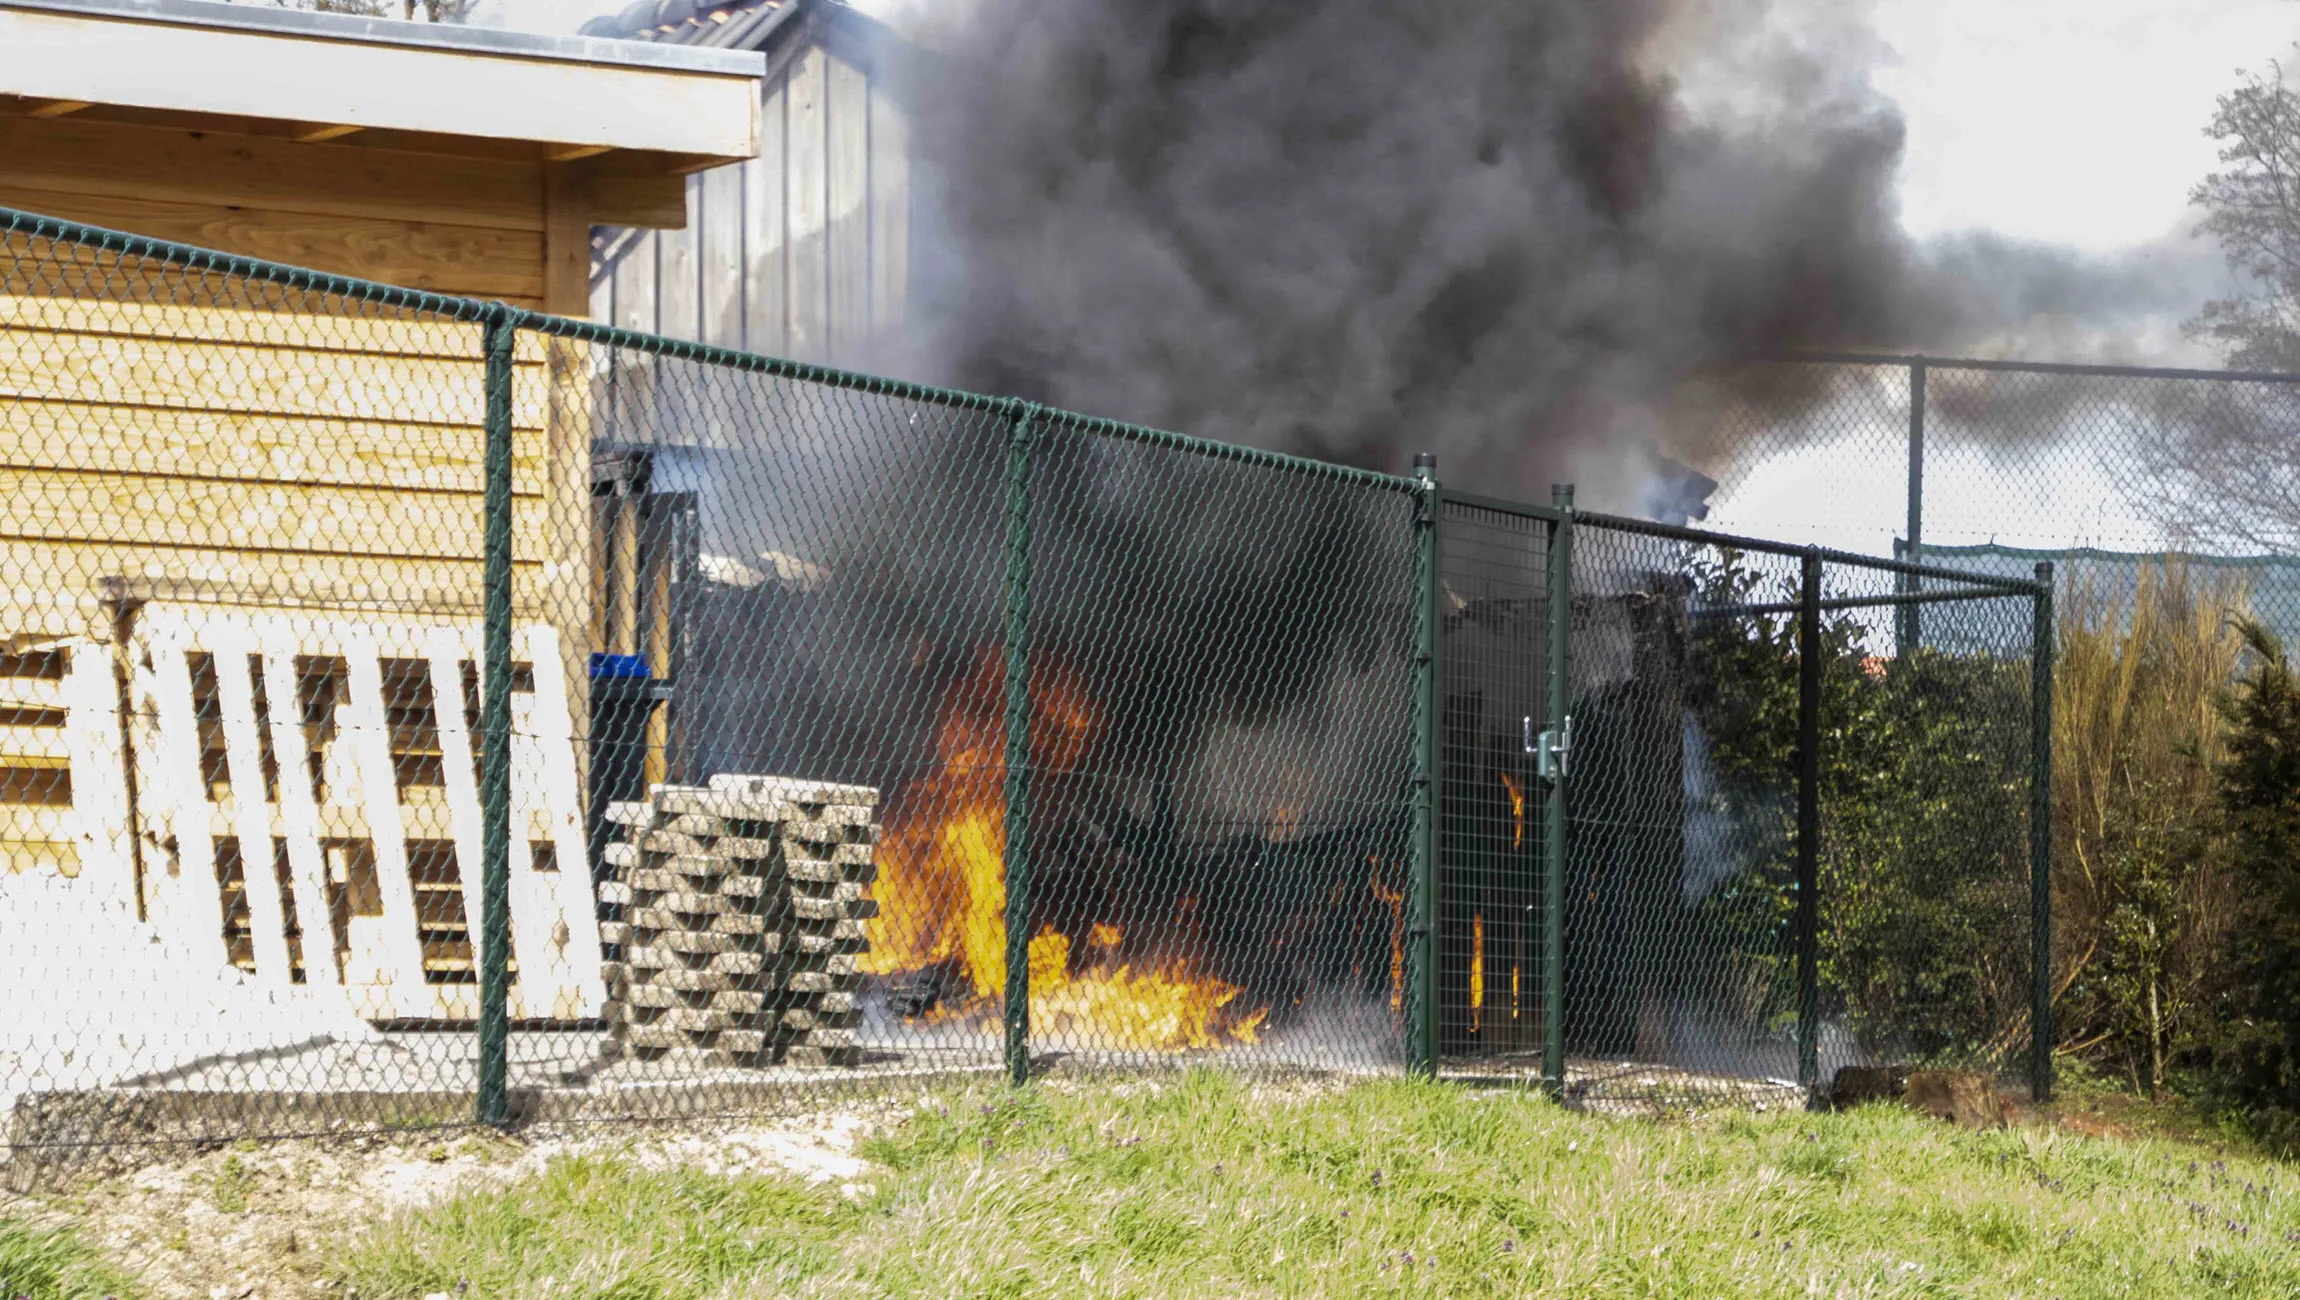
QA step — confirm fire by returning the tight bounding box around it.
[1499,771,1525,850]
[866,647,1264,1049]
[1469,913,1486,1032]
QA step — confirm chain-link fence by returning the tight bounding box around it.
[1432,498,2052,1112]
[0,207,2052,1177]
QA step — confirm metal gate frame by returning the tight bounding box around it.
[1411,480,2056,1104]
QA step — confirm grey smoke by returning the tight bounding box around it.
[884,0,2214,507]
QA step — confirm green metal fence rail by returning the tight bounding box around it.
[0,204,2053,1173]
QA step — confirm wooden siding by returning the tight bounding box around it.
[0,291,568,645]
[592,43,908,362]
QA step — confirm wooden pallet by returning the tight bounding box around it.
[123,605,604,1021]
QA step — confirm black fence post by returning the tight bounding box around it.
[1407,453,1440,1078]
[1543,483,1574,1098]
[1796,548,1822,1096]
[2031,561,2056,1103]
[1002,401,1040,1088]
[476,306,517,1128]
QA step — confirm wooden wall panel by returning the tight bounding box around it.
[745,76,789,357]
[786,47,830,362]
[826,55,872,358]
[591,39,910,369]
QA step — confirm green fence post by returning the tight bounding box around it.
[1002,401,1040,1088]
[1897,360,1927,655]
[1543,483,1574,1098]
[2031,561,2056,1103]
[1796,548,1822,1097]
[1407,454,1440,1078]
[476,307,516,1128]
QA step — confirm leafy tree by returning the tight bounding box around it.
[2210,618,2300,1135]
[2189,59,2300,369]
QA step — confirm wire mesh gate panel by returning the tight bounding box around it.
[1434,503,2052,1110]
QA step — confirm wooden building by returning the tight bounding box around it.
[0,0,764,1021]
[585,0,912,363]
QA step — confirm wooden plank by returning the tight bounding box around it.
[0,722,69,765]
[541,163,593,319]
[656,175,702,344]
[0,290,545,360]
[0,467,552,561]
[424,627,499,1000]
[0,330,549,427]
[561,155,689,231]
[700,159,745,350]
[543,339,597,776]
[258,620,348,998]
[0,401,547,496]
[519,623,605,1017]
[205,619,294,986]
[611,230,657,338]
[137,613,230,971]
[868,80,909,338]
[786,47,829,362]
[0,115,546,232]
[62,639,133,900]
[340,630,428,1010]
[0,187,544,301]
[827,55,872,360]
[0,539,547,644]
[0,670,62,710]
[0,10,763,161]
[744,76,788,356]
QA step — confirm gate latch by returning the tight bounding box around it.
[1531,715,1573,783]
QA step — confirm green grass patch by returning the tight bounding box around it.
[0,1218,142,1299]
[334,1072,2300,1298]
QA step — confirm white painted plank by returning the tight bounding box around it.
[423,628,504,1006]
[140,613,229,971]
[520,623,604,1017]
[258,620,350,1002]
[340,630,428,1013]
[62,638,133,905]
[205,618,294,987]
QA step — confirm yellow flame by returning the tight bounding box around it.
[1470,913,1485,1032]
[865,648,1265,1050]
[1500,772,1525,850]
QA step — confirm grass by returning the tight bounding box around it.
[332,1071,2300,1299]
[0,1217,142,1300]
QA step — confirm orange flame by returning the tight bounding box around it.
[1499,772,1526,850]
[865,647,1264,1049]
[1470,913,1485,1032]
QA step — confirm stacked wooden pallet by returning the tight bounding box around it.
[598,774,878,1067]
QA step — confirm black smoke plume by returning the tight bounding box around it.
[889,0,2204,505]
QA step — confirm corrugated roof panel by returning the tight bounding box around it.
[578,0,788,46]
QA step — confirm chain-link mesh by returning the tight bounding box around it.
[1437,510,2046,1110]
[0,206,2067,1175]
[0,206,1438,1178]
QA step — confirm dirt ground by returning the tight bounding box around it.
[0,1106,899,1300]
